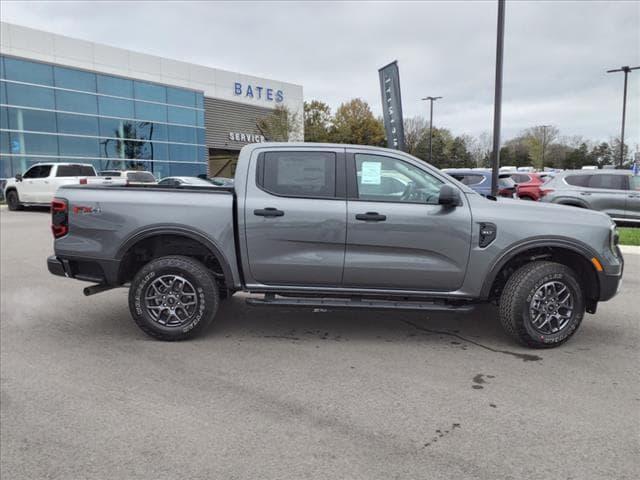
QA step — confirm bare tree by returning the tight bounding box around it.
[256,105,302,142]
[403,117,429,156]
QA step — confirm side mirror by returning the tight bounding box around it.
[438,184,461,206]
[15,173,22,182]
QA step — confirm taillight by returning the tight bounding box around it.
[540,189,554,197]
[79,178,87,185]
[51,198,68,238]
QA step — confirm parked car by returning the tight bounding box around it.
[47,143,623,348]
[209,177,235,187]
[4,163,97,210]
[510,172,552,201]
[157,176,218,187]
[539,170,640,223]
[95,170,157,185]
[443,169,517,197]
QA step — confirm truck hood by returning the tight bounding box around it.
[469,193,613,229]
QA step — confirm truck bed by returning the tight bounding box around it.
[54,184,240,287]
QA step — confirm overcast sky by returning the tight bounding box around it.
[2,0,639,147]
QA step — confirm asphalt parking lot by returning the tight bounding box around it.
[1,208,638,480]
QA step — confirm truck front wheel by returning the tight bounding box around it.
[6,190,23,211]
[128,255,219,341]
[498,261,585,348]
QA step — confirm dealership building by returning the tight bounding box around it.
[0,22,303,180]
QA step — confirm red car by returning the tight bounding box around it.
[511,172,552,201]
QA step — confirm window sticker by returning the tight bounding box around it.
[361,161,382,185]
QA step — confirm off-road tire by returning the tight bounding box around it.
[499,261,585,348]
[6,190,23,211]
[128,255,219,341]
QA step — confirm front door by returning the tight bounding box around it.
[244,148,347,286]
[343,151,472,291]
[19,165,50,203]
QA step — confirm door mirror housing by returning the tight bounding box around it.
[438,184,461,206]
[15,173,22,182]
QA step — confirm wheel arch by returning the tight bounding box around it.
[554,198,590,209]
[481,239,601,312]
[116,227,235,288]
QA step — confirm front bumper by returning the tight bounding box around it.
[598,248,624,302]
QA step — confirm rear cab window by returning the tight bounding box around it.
[56,165,96,177]
[126,171,156,183]
[257,151,337,198]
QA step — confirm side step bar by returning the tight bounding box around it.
[246,294,475,312]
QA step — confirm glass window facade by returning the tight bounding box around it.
[0,55,206,179]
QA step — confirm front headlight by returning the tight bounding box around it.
[610,224,619,257]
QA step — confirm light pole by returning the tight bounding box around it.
[540,124,551,169]
[607,65,639,167]
[421,96,442,163]
[490,0,506,196]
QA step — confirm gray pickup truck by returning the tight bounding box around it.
[47,143,624,348]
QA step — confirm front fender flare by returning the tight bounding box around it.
[479,237,600,299]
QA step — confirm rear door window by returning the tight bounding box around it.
[511,174,530,183]
[564,174,591,187]
[449,174,484,186]
[587,174,627,191]
[498,175,516,188]
[258,151,336,198]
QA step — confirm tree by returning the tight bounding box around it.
[330,98,385,146]
[589,142,613,168]
[522,125,559,169]
[610,137,630,167]
[467,131,492,168]
[256,105,301,142]
[304,100,332,143]
[403,116,429,157]
[564,142,591,170]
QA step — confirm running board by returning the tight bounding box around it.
[245,294,475,312]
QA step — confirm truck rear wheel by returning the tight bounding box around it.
[128,255,219,341]
[498,261,585,348]
[6,190,23,211]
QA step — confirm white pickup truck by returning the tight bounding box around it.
[4,162,99,210]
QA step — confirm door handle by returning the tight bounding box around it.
[254,207,284,217]
[579,192,591,196]
[355,212,387,222]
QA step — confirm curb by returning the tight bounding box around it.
[620,245,640,255]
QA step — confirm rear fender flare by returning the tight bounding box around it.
[116,225,235,288]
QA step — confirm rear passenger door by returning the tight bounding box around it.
[584,174,628,219]
[626,175,640,221]
[244,148,347,286]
